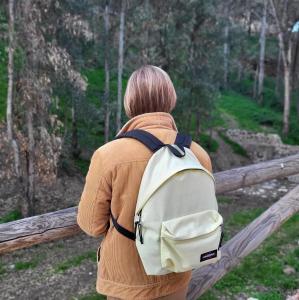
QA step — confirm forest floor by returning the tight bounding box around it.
[0,178,298,300]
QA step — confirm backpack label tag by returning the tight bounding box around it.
[200,249,218,262]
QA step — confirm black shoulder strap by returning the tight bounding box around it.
[111,213,136,241]
[116,129,165,152]
[175,133,192,149]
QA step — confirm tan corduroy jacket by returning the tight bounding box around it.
[77,112,213,300]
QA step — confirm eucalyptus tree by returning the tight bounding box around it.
[269,0,299,135]
[6,0,21,179]
[116,0,126,133]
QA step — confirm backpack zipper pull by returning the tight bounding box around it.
[134,210,144,244]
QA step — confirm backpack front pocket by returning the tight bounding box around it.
[160,210,223,272]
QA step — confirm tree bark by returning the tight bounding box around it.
[104,0,110,143]
[253,65,258,99]
[6,0,21,178]
[275,46,282,98]
[257,0,268,104]
[223,23,229,89]
[25,106,35,216]
[116,0,126,133]
[270,0,292,135]
[292,30,299,118]
[246,0,252,36]
[71,97,80,158]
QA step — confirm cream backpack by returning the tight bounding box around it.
[111,129,224,275]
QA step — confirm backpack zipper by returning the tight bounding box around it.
[134,210,144,244]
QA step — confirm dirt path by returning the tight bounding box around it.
[0,233,100,300]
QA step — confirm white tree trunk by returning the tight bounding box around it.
[223,24,229,89]
[116,0,126,133]
[104,0,110,143]
[257,0,268,104]
[253,66,258,99]
[270,0,292,135]
[275,46,282,98]
[6,0,21,178]
[283,66,291,134]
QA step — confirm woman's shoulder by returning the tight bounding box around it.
[190,141,213,173]
[91,137,152,171]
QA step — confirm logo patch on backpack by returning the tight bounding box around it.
[200,249,218,262]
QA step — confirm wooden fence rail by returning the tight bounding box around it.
[187,184,299,299]
[1,153,299,255]
[0,154,299,300]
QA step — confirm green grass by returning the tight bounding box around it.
[76,292,106,300]
[218,90,299,145]
[14,259,39,270]
[54,251,96,273]
[197,133,219,153]
[218,130,249,158]
[200,210,299,299]
[218,91,281,132]
[217,196,233,204]
[0,262,6,275]
[0,209,22,224]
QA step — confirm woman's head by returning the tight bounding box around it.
[124,65,177,118]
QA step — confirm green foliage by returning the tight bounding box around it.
[83,68,105,107]
[54,251,96,273]
[74,157,90,176]
[0,210,22,224]
[196,133,219,153]
[218,130,249,158]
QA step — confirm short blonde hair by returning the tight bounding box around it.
[124,65,177,118]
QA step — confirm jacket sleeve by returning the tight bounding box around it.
[77,149,111,237]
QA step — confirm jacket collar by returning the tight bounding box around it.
[116,112,178,136]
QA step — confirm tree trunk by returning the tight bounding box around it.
[195,109,201,138]
[116,0,126,133]
[275,46,282,98]
[104,0,110,143]
[25,106,35,216]
[223,23,229,89]
[142,0,150,63]
[283,65,291,135]
[270,0,292,135]
[253,65,258,99]
[237,61,243,82]
[6,0,21,178]
[292,31,299,118]
[257,0,268,104]
[71,97,80,158]
[246,0,252,36]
